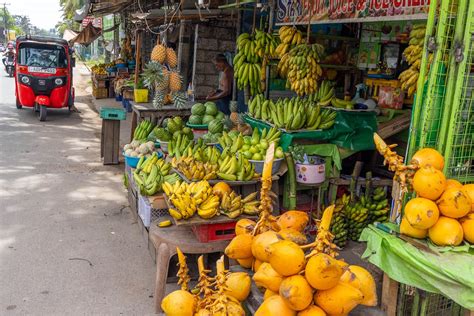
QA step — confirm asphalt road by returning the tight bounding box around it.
[0,66,155,314]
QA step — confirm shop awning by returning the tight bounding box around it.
[70,23,102,46]
[62,29,78,42]
[90,0,134,15]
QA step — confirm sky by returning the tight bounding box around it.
[9,0,63,30]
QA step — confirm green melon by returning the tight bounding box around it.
[205,102,218,116]
[215,111,225,120]
[188,115,203,125]
[191,103,206,116]
[202,115,215,125]
[208,119,224,134]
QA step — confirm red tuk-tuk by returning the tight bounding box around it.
[15,36,75,121]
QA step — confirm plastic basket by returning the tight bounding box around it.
[134,89,149,103]
[249,158,283,175]
[186,122,209,130]
[124,154,140,168]
[100,107,126,121]
[191,221,237,242]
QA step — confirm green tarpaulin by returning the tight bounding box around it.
[245,110,377,151]
[360,225,474,310]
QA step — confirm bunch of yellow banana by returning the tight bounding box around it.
[217,152,258,181]
[278,43,324,96]
[275,26,305,58]
[171,156,218,181]
[163,180,220,220]
[220,191,259,218]
[91,64,107,75]
[399,24,427,97]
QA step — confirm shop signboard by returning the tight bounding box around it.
[276,0,430,25]
[82,16,103,29]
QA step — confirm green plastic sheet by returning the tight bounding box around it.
[360,225,474,310]
[245,111,377,151]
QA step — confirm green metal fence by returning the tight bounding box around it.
[407,0,473,183]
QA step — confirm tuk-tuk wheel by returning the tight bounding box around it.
[16,99,22,109]
[38,105,47,121]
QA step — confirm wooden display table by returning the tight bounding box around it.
[149,219,229,313]
[130,102,193,141]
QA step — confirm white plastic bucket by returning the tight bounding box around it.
[295,157,325,184]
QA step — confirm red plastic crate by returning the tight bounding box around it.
[192,221,237,242]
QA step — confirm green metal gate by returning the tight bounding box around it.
[407,0,473,182]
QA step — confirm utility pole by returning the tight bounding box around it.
[1,2,10,42]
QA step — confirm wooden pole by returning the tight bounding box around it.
[134,29,143,88]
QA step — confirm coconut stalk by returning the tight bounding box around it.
[208,256,233,314]
[253,142,279,235]
[194,255,215,311]
[176,247,190,291]
[301,205,340,258]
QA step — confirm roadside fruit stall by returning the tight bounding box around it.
[106,0,474,314]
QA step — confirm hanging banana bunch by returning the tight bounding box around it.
[275,26,305,58]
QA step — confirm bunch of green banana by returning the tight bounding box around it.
[217,153,258,181]
[367,187,390,223]
[344,197,370,241]
[233,33,263,96]
[308,80,336,106]
[255,29,279,58]
[330,197,350,247]
[220,191,259,218]
[399,24,427,97]
[330,97,354,110]
[133,152,179,196]
[278,43,324,96]
[168,135,202,159]
[249,95,337,131]
[275,26,305,58]
[179,141,221,164]
[133,119,155,140]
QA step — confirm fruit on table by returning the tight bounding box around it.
[279,275,313,311]
[255,294,296,316]
[411,147,445,170]
[277,210,309,232]
[339,265,377,306]
[133,153,179,196]
[236,257,254,269]
[463,184,474,211]
[212,181,232,198]
[436,188,471,218]
[248,95,337,131]
[251,230,280,262]
[314,282,363,316]
[304,253,343,290]
[158,220,172,227]
[412,166,446,200]
[331,97,354,110]
[307,80,336,106]
[253,262,284,292]
[172,156,218,180]
[217,152,258,181]
[225,234,253,259]
[220,190,260,218]
[297,305,327,316]
[404,197,440,229]
[445,179,463,189]
[224,272,251,302]
[263,289,277,300]
[235,218,256,236]
[267,240,306,276]
[123,140,155,158]
[133,119,156,140]
[191,102,206,116]
[428,216,464,246]
[161,289,196,316]
[276,228,307,245]
[400,216,428,239]
[460,213,474,244]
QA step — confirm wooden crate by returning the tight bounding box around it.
[93,87,108,99]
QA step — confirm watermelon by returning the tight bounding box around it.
[188,115,202,125]
[215,111,225,121]
[205,102,218,116]
[202,115,215,125]
[191,103,206,116]
[208,119,224,134]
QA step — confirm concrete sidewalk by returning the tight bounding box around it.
[0,62,156,314]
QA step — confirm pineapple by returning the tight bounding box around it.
[166,48,178,68]
[153,91,166,109]
[142,61,165,90]
[156,67,169,91]
[172,92,187,109]
[169,71,182,92]
[151,44,167,63]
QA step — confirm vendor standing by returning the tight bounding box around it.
[206,54,234,115]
